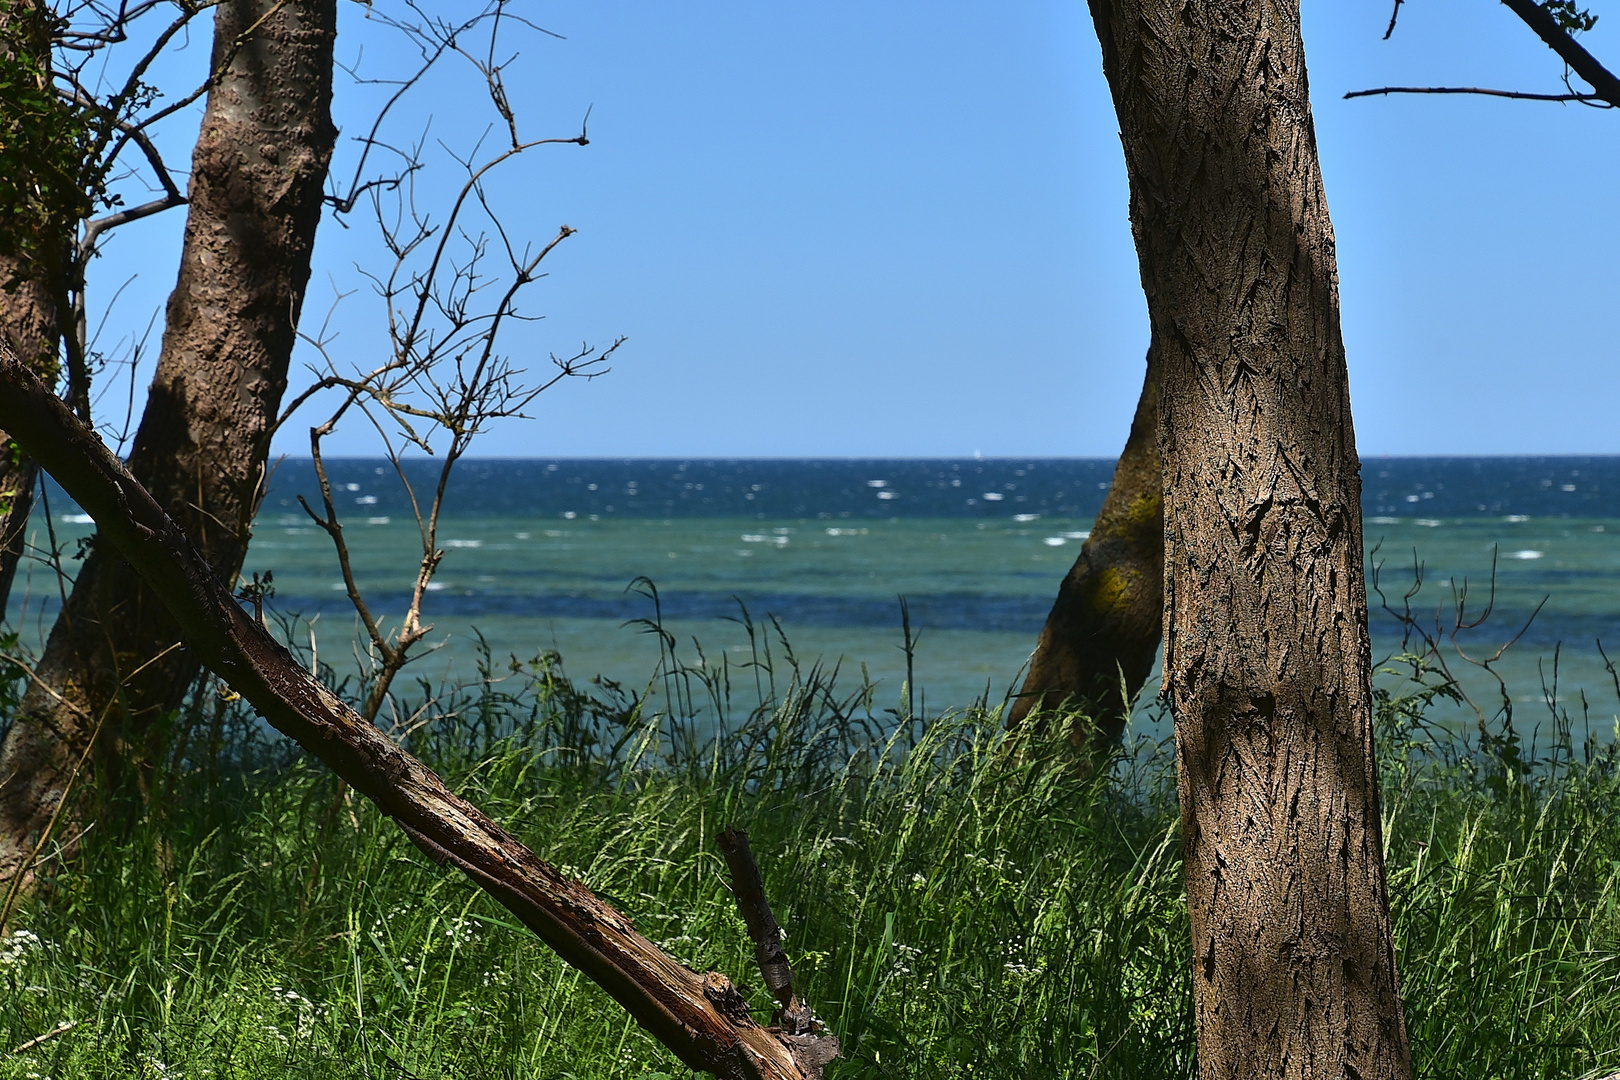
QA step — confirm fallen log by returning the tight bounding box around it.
[0,343,838,1080]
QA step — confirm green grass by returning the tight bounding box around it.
[1,629,1619,1079]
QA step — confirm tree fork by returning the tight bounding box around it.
[0,345,840,1080]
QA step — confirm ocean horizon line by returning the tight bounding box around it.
[268,452,1620,462]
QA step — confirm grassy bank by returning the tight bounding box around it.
[2,631,1619,1079]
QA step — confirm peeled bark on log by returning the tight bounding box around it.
[0,0,336,888]
[0,346,839,1080]
[1087,0,1413,1076]
[1007,341,1162,754]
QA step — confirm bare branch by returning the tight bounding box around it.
[1359,0,1620,108]
[326,0,581,214]
[108,2,292,143]
[1345,85,1606,103]
[1499,0,1620,107]
[87,5,215,160]
[54,89,186,210]
[11,1020,79,1055]
[78,191,187,254]
[298,430,395,685]
[266,7,611,746]
[718,829,811,1034]
[718,828,839,1078]
[51,0,181,52]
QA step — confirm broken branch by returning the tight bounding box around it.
[718,827,840,1077]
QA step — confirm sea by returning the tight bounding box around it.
[18,457,1620,747]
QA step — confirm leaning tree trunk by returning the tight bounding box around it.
[0,342,841,1079]
[0,0,66,621]
[1007,339,1162,754]
[0,0,336,890]
[1087,0,1413,1077]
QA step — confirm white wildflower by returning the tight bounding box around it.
[0,928,43,971]
[138,1051,180,1078]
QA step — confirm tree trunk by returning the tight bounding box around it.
[0,0,65,621]
[0,0,335,890]
[1007,340,1162,754]
[0,263,55,623]
[1086,0,1413,1077]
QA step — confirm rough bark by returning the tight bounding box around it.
[0,0,335,889]
[1087,0,1413,1077]
[0,344,837,1080]
[0,268,53,624]
[0,0,64,620]
[1007,340,1162,753]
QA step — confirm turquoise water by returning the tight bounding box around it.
[17,458,1620,745]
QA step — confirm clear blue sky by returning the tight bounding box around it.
[90,1,1620,458]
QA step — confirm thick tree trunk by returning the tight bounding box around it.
[0,1,64,621]
[1007,340,1162,753]
[1087,1,1413,1078]
[0,265,54,622]
[0,0,335,890]
[0,446,40,624]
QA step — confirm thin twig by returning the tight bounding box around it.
[1383,0,1403,39]
[1357,0,1620,108]
[1344,85,1604,102]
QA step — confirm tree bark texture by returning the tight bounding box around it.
[0,0,335,889]
[1007,341,1162,752]
[0,0,64,620]
[1086,1,1413,1077]
[0,265,53,628]
[0,345,837,1080]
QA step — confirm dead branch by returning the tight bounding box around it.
[273,7,609,729]
[10,1019,78,1055]
[28,0,237,428]
[1383,0,1403,40]
[51,0,196,53]
[1498,0,1620,106]
[1351,0,1620,108]
[325,0,584,215]
[0,344,837,1080]
[718,828,814,1035]
[718,828,839,1078]
[1344,85,1604,103]
[1369,542,1549,742]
